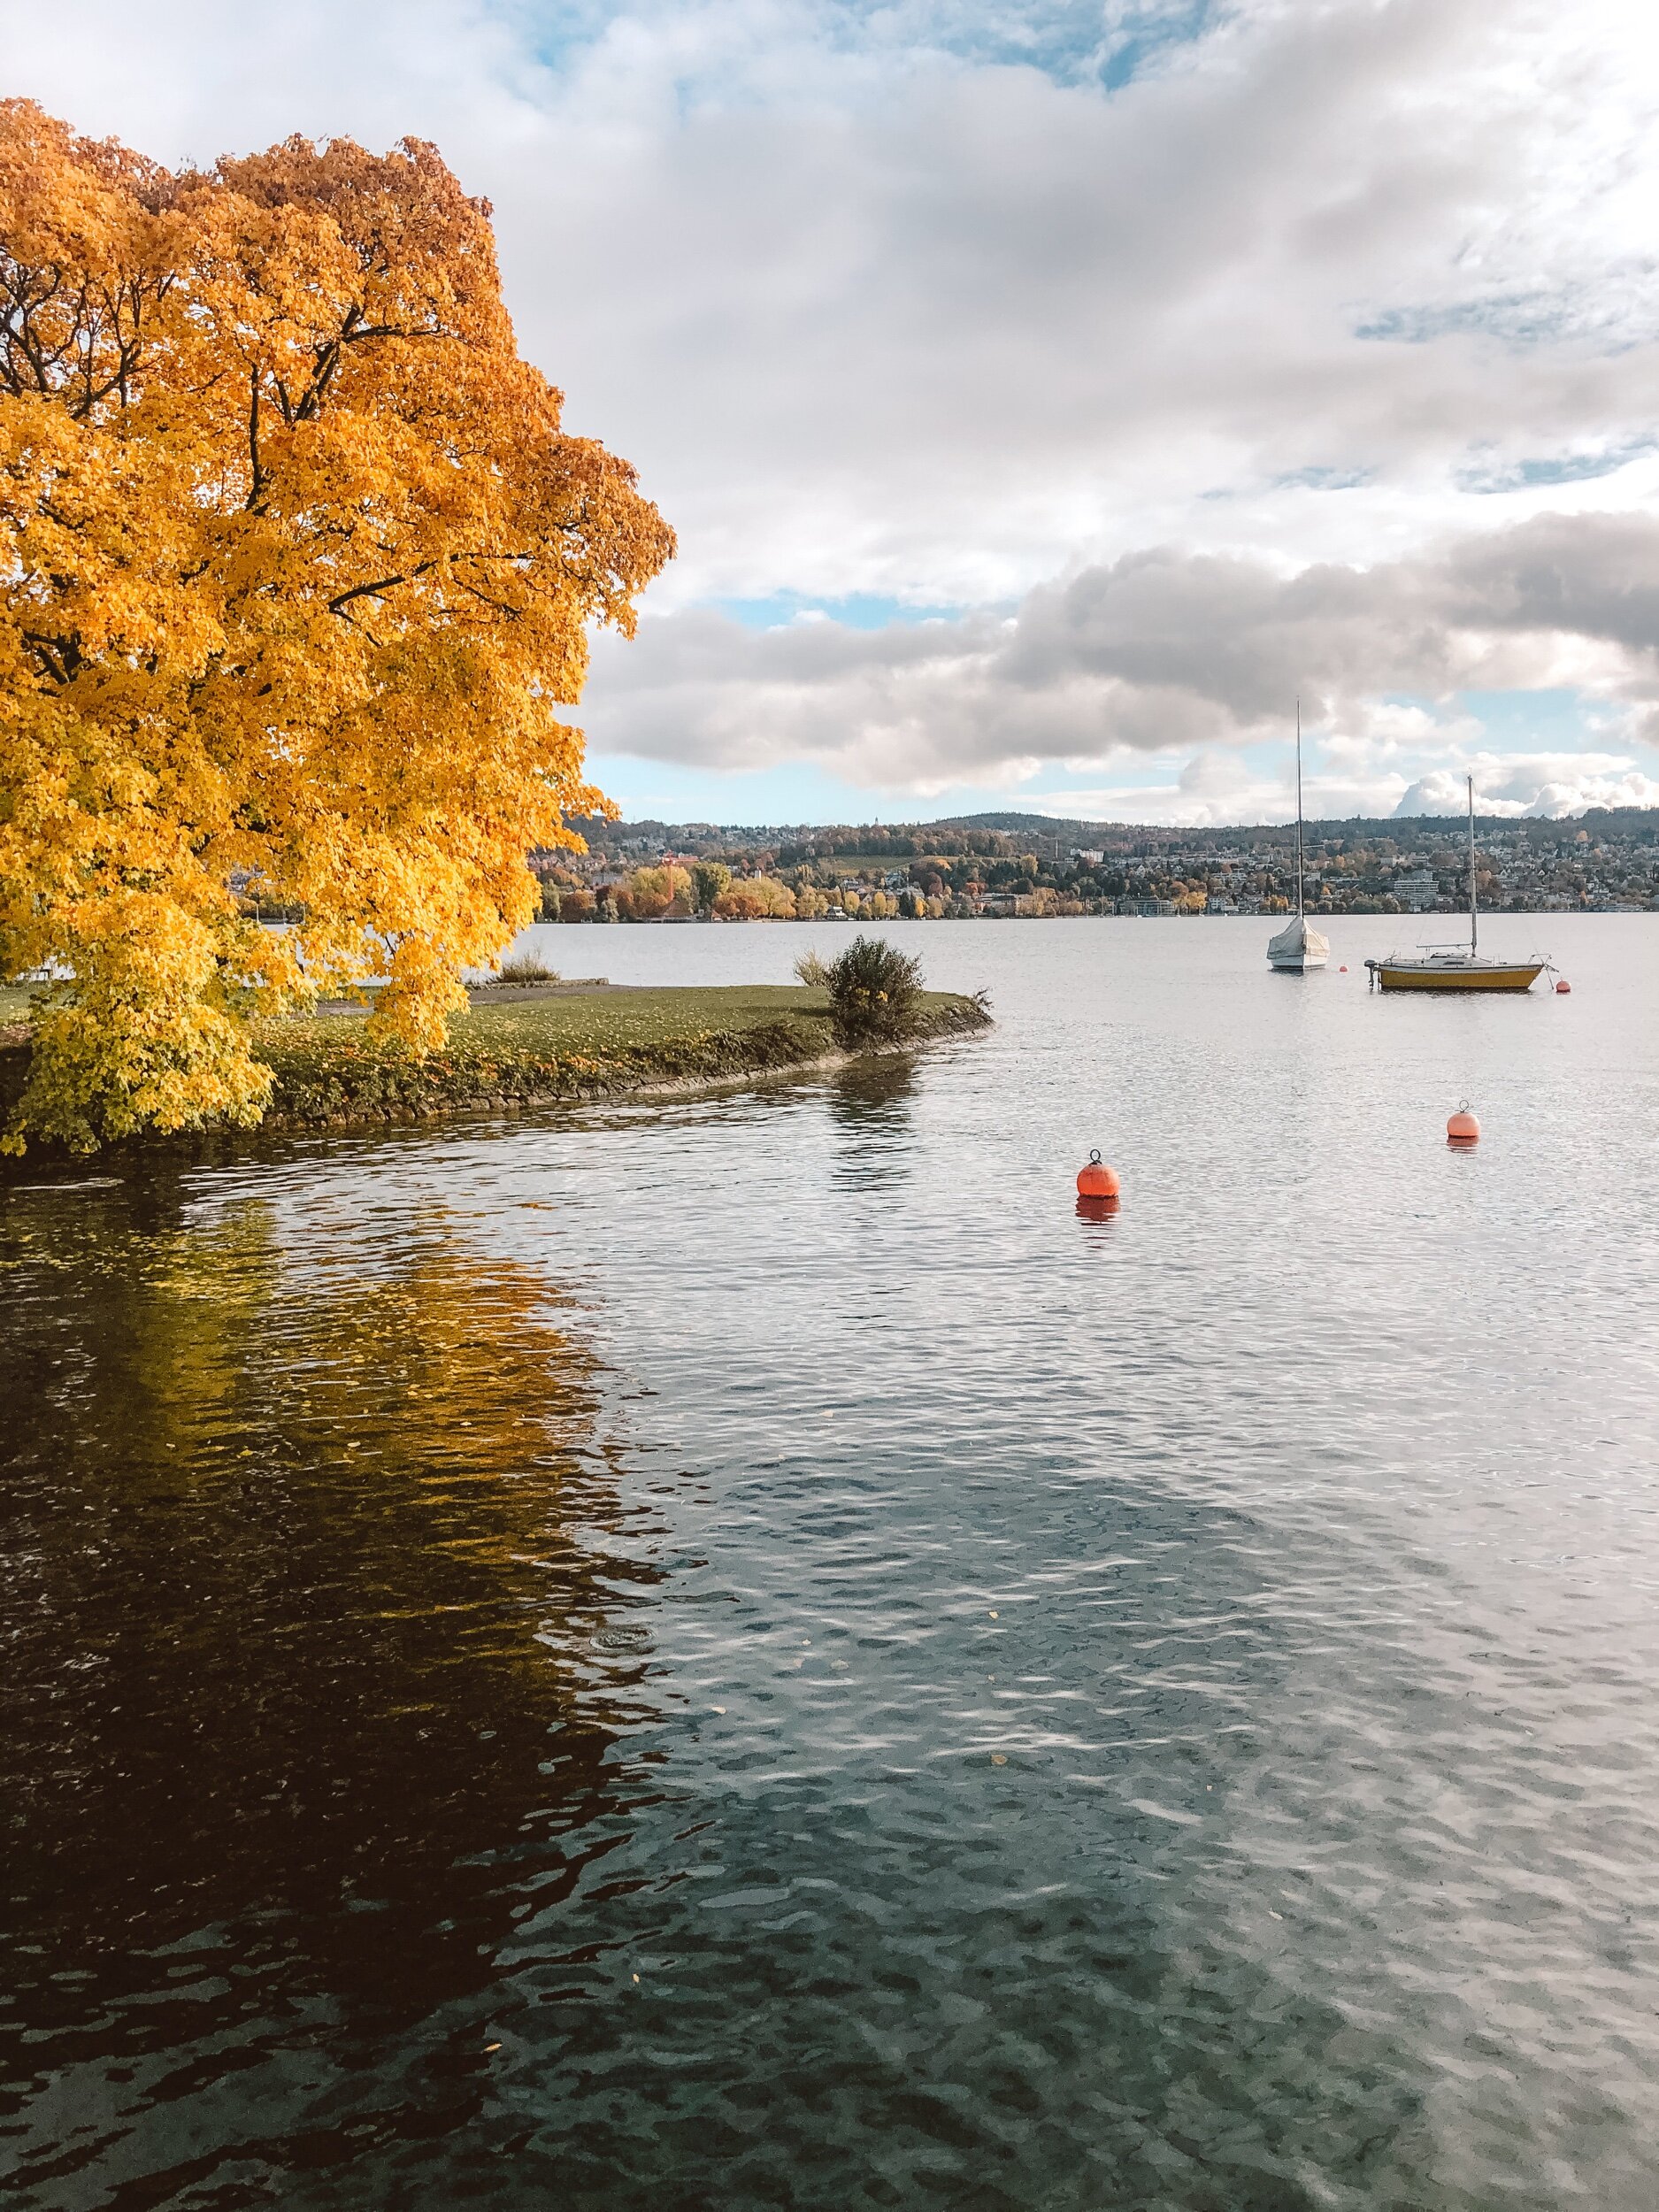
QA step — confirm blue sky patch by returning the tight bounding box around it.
[1455,442,1655,494]
[712,592,973,632]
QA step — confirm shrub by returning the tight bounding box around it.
[793,949,831,987]
[496,955,560,984]
[824,935,924,1048]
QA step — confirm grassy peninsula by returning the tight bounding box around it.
[0,977,991,1143]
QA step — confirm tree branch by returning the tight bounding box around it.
[21,630,84,685]
[247,365,267,511]
[326,558,439,614]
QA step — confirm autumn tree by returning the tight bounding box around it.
[712,874,795,920]
[689,861,730,916]
[0,103,672,1148]
[626,863,690,918]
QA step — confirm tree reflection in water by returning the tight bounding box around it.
[826,1053,918,1190]
[0,1179,665,2198]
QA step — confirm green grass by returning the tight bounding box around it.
[449,984,831,1052]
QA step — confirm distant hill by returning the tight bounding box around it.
[933,807,1659,842]
[557,805,1659,853]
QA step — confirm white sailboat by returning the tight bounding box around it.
[1267,703,1329,973]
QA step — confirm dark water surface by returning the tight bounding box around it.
[4,917,1657,2210]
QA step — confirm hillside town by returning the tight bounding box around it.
[534,809,1659,920]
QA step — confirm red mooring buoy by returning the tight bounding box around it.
[1447,1104,1480,1145]
[1555,978,1571,994]
[1076,1149,1121,1204]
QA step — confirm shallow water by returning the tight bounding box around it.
[4,916,1657,2210]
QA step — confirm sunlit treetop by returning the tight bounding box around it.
[0,99,674,1149]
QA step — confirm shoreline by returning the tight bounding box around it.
[0,985,992,1158]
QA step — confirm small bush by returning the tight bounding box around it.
[793,949,831,988]
[824,935,924,1048]
[496,955,561,984]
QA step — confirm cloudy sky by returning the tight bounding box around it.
[10,0,1659,823]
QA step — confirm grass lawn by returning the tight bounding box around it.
[441,983,833,1053]
[0,981,826,1039]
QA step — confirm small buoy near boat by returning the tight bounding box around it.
[1076,1150,1120,1200]
[1447,1104,1479,1145]
[1339,964,1348,972]
[1555,978,1571,994]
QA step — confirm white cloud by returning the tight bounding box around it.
[8,0,1659,810]
[580,511,1659,799]
[1392,762,1659,818]
[1016,751,1659,826]
[11,0,1659,595]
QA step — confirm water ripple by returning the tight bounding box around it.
[3,918,1657,2208]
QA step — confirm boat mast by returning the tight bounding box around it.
[1467,772,1477,956]
[1294,700,1305,920]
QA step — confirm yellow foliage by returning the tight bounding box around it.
[626,864,692,918]
[713,875,796,920]
[0,102,672,1148]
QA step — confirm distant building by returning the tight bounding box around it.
[1205,895,1238,914]
[1394,869,1437,910]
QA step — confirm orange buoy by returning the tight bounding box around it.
[1076,1149,1120,1200]
[1446,1104,1479,1145]
[1555,978,1571,994]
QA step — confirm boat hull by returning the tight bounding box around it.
[1368,960,1543,993]
[1266,918,1330,972]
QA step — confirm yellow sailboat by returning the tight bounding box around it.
[1365,777,1545,993]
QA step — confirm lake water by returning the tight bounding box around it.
[4,916,1657,2210]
